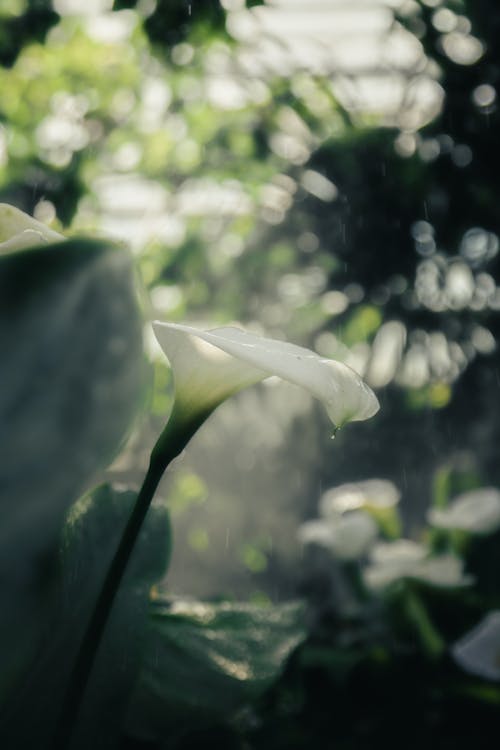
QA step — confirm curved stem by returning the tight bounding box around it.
[403,586,445,659]
[52,405,209,750]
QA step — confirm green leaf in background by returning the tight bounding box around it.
[0,237,144,700]
[0,0,59,68]
[0,484,171,749]
[126,599,306,743]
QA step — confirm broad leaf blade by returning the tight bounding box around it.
[0,484,171,749]
[127,599,306,741]
[0,237,144,696]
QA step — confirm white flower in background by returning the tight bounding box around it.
[414,555,473,588]
[153,321,379,428]
[319,479,400,516]
[452,611,500,682]
[363,540,427,589]
[371,539,428,566]
[298,511,378,562]
[297,519,339,549]
[363,539,472,590]
[427,487,500,535]
[0,203,64,253]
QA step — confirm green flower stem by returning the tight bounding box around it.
[52,402,211,750]
[403,586,445,659]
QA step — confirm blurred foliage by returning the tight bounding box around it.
[0,0,59,67]
[134,0,226,48]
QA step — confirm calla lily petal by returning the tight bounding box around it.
[297,519,340,548]
[298,511,378,562]
[320,479,400,516]
[0,203,64,252]
[452,611,500,682]
[153,321,379,428]
[152,322,269,419]
[370,539,428,566]
[427,487,500,535]
[414,555,473,589]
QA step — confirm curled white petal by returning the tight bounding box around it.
[153,322,269,417]
[428,487,500,535]
[153,321,379,428]
[0,203,64,253]
[452,611,500,682]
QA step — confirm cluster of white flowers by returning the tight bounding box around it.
[298,482,500,592]
[298,479,400,565]
[298,479,500,681]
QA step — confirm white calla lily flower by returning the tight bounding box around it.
[319,478,400,516]
[298,511,378,562]
[363,539,472,590]
[0,202,64,253]
[363,540,427,589]
[370,539,428,566]
[427,487,500,535]
[153,321,379,429]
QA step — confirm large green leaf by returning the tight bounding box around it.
[0,484,171,749]
[126,599,306,743]
[0,237,144,698]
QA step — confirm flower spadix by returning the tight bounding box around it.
[0,202,64,253]
[153,321,379,429]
